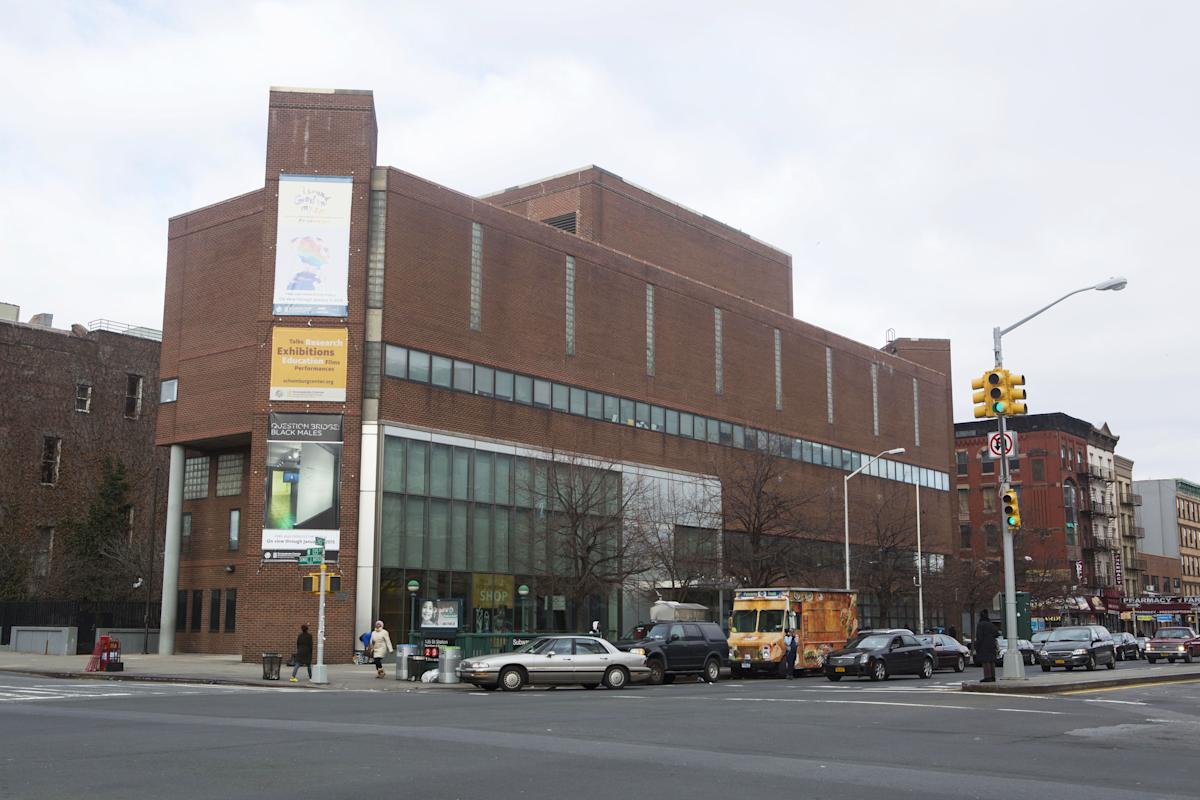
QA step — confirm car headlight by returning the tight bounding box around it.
[1178,646,1186,652]
[857,653,870,663]
[630,647,645,656]
[1072,648,1088,655]
[459,662,474,669]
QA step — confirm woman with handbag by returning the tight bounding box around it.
[368,620,393,678]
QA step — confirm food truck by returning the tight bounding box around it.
[727,588,858,675]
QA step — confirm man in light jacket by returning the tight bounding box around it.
[368,620,393,679]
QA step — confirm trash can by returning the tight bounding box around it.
[262,652,282,681]
[438,645,462,684]
[395,644,415,680]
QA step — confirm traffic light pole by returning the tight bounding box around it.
[312,560,329,685]
[993,327,1026,680]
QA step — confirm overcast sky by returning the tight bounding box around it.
[2,2,1194,480]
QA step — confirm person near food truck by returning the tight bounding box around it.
[782,629,799,679]
[976,610,999,683]
[368,620,394,679]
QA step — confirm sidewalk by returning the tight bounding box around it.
[960,661,1200,694]
[0,651,475,692]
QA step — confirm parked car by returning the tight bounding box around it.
[615,621,728,684]
[915,634,970,672]
[995,637,1038,666]
[457,635,650,691]
[1031,630,1051,649]
[1036,625,1117,672]
[1111,632,1141,661]
[824,631,935,682]
[1145,627,1200,664]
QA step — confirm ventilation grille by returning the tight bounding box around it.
[542,212,577,234]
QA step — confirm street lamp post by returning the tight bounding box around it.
[844,447,907,592]
[407,579,420,641]
[992,276,1127,681]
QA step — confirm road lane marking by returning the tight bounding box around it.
[1061,679,1200,695]
[1084,699,1147,706]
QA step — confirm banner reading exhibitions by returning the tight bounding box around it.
[262,413,342,563]
[272,174,353,317]
[269,327,348,401]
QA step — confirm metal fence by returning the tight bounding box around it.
[0,600,160,652]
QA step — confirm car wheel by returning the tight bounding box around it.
[1065,666,1074,671]
[1185,651,1194,664]
[603,666,629,690]
[1086,655,1097,671]
[954,655,966,673]
[827,674,842,682]
[919,658,933,679]
[646,659,666,686]
[1169,657,1177,663]
[662,673,676,684]
[870,659,888,682]
[1116,649,1123,662]
[703,657,721,683]
[1106,658,1116,670]
[1041,664,1052,672]
[499,666,525,691]
[1148,656,1158,664]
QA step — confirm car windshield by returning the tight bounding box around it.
[514,637,554,654]
[1032,632,1049,643]
[759,611,785,632]
[916,635,933,645]
[1155,628,1194,640]
[1048,629,1090,642]
[853,635,893,650]
[644,624,672,640]
[731,610,758,633]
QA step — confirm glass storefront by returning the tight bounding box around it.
[379,433,619,639]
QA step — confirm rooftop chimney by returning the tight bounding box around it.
[29,313,54,328]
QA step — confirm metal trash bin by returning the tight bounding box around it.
[438,645,462,684]
[395,644,415,680]
[262,652,282,681]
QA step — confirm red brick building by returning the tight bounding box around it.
[156,87,955,661]
[954,413,1122,630]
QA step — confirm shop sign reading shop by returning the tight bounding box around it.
[262,413,342,562]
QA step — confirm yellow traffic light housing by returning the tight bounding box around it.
[971,370,1006,418]
[1002,488,1022,529]
[1003,372,1028,415]
[303,573,342,594]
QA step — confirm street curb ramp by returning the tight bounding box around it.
[960,670,1200,694]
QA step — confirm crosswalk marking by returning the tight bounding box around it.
[0,681,290,704]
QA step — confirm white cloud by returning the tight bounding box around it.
[0,1,1195,478]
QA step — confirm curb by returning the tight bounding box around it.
[960,670,1200,694]
[0,667,325,690]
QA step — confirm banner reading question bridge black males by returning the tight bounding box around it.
[262,413,342,563]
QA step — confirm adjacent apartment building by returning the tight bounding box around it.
[1135,479,1197,597]
[155,87,956,661]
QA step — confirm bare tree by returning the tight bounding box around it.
[851,483,919,627]
[635,477,723,604]
[719,448,832,588]
[926,554,1002,638]
[525,451,658,631]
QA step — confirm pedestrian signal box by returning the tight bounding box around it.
[303,573,341,594]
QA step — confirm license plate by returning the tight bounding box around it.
[1055,659,1065,665]
[835,667,846,673]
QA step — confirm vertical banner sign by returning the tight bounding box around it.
[272,175,353,316]
[269,327,348,401]
[1113,550,1123,589]
[262,414,342,562]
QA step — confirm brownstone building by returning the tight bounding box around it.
[0,311,164,610]
[156,87,955,662]
[954,413,1123,631]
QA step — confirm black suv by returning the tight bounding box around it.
[616,621,728,684]
[1037,625,1118,672]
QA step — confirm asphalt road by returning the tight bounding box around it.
[2,667,1198,800]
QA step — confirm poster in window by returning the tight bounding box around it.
[262,414,342,562]
[269,326,348,401]
[419,599,461,631]
[272,175,353,317]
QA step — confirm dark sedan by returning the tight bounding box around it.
[1111,632,1141,661]
[916,634,969,672]
[824,632,935,682]
[1037,625,1117,672]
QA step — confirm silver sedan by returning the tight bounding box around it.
[457,635,650,691]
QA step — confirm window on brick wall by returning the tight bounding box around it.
[32,527,53,578]
[40,436,61,485]
[181,512,192,555]
[228,509,240,551]
[209,589,221,632]
[176,590,187,632]
[215,454,244,497]
[985,524,999,548]
[956,451,968,476]
[160,378,178,403]
[75,384,92,413]
[183,456,209,499]
[125,374,143,419]
[224,589,237,632]
[191,590,203,631]
[957,488,969,516]
[981,455,995,474]
[982,490,995,513]
[959,524,971,549]
[1032,459,1045,482]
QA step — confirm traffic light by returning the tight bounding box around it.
[1002,488,1022,530]
[971,370,1006,418]
[1002,372,1028,415]
[303,573,342,594]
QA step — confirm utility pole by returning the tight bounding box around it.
[915,482,924,634]
[143,465,160,655]
[312,538,329,684]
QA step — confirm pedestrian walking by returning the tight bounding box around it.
[290,624,313,682]
[948,624,958,642]
[976,610,999,683]
[782,629,799,679]
[589,620,602,637]
[368,620,393,678]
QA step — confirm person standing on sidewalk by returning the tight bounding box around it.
[781,629,799,679]
[290,624,313,683]
[976,610,999,683]
[368,620,393,678]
